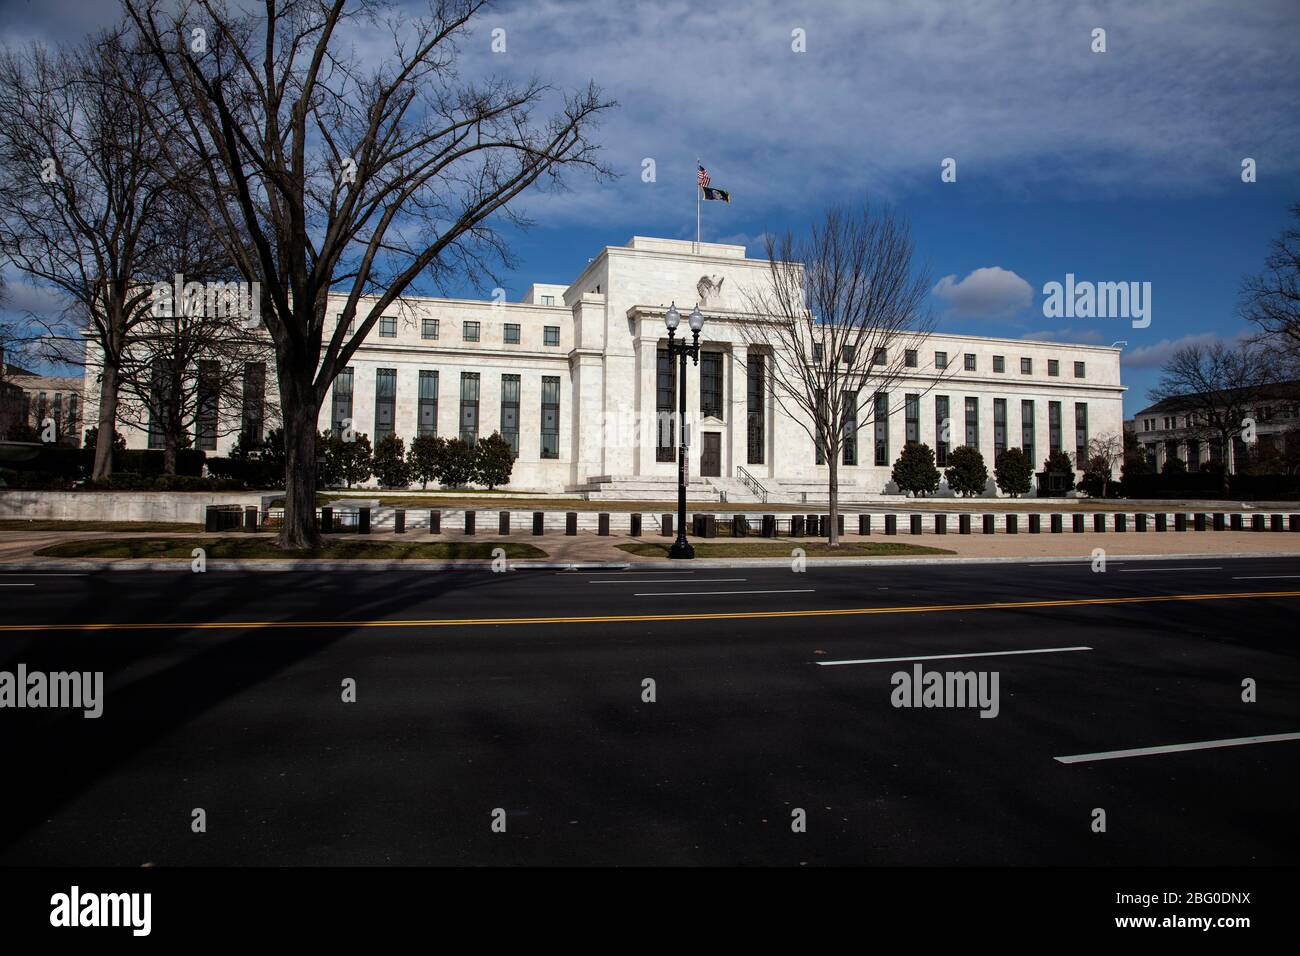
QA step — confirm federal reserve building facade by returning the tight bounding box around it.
[90,236,1126,499]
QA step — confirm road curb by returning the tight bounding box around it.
[2,551,1299,571]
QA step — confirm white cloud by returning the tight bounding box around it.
[1121,331,1242,369]
[932,266,1033,317]
[1020,327,1107,345]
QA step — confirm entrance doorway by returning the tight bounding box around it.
[701,432,722,477]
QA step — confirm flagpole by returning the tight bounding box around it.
[695,156,701,253]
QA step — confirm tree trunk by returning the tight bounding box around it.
[162,429,178,477]
[828,451,840,547]
[92,360,119,481]
[279,399,321,549]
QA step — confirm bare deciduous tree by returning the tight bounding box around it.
[741,206,935,546]
[0,30,181,479]
[125,0,614,548]
[101,201,269,474]
[1149,341,1277,490]
[1240,201,1300,373]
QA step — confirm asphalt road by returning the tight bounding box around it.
[0,554,1297,866]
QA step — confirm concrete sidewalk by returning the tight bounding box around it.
[2,525,1300,569]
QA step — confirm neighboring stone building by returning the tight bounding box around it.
[1129,381,1300,473]
[82,236,1126,497]
[2,355,83,447]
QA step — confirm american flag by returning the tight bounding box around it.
[697,165,710,188]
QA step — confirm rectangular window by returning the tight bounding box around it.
[993,398,1007,457]
[541,295,555,306]
[656,347,676,462]
[905,349,918,368]
[540,376,560,459]
[463,321,480,342]
[993,355,1005,373]
[1074,360,1086,378]
[1021,400,1035,468]
[1048,359,1060,377]
[379,316,397,338]
[500,374,520,457]
[504,323,521,344]
[935,395,950,467]
[935,351,948,369]
[843,345,856,365]
[700,352,723,419]
[746,353,765,465]
[544,326,560,346]
[241,362,265,443]
[965,397,979,450]
[196,360,219,451]
[421,317,439,339]
[813,342,824,363]
[1021,357,1032,375]
[843,390,858,466]
[1049,401,1062,455]
[417,370,438,437]
[374,368,396,441]
[964,353,976,371]
[336,313,354,337]
[459,372,480,444]
[905,393,920,444]
[871,347,885,365]
[332,367,354,435]
[147,364,170,450]
[873,392,889,466]
[1075,402,1088,468]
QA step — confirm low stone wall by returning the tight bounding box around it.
[0,490,270,523]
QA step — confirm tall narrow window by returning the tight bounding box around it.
[1021,400,1035,467]
[459,372,480,444]
[873,392,889,466]
[332,367,354,435]
[147,364,168,449]
[500,374,520,457]
[935,395,950,467]
[700,352,723,419]
[993,398,1007,457]
[964,397,979,450]
[656,347,676,462]
[196,360,219,450]
[843,390,858,466]
[905,394,920,445]
[540,376,560,459]
[241,362,265,443]
[1048,401,1062,455]
[374,368,396,440]
[1075,402,1088,468]
[66,393,79,441]
[746,353,765,465]
[417,370,438,437]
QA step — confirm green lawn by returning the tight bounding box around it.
[34,537,548,560]
[0,519,205,532]
[616,541,954,558]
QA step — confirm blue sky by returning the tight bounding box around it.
[3,0,1298,416]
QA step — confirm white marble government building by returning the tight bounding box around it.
[95,236,1126,500]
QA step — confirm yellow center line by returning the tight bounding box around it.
[2,589,1299,633]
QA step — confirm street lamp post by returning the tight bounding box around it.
[665,302,705,559]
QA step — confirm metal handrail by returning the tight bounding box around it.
[735,465,769,503]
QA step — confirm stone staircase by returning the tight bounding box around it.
[573,474,722,502]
